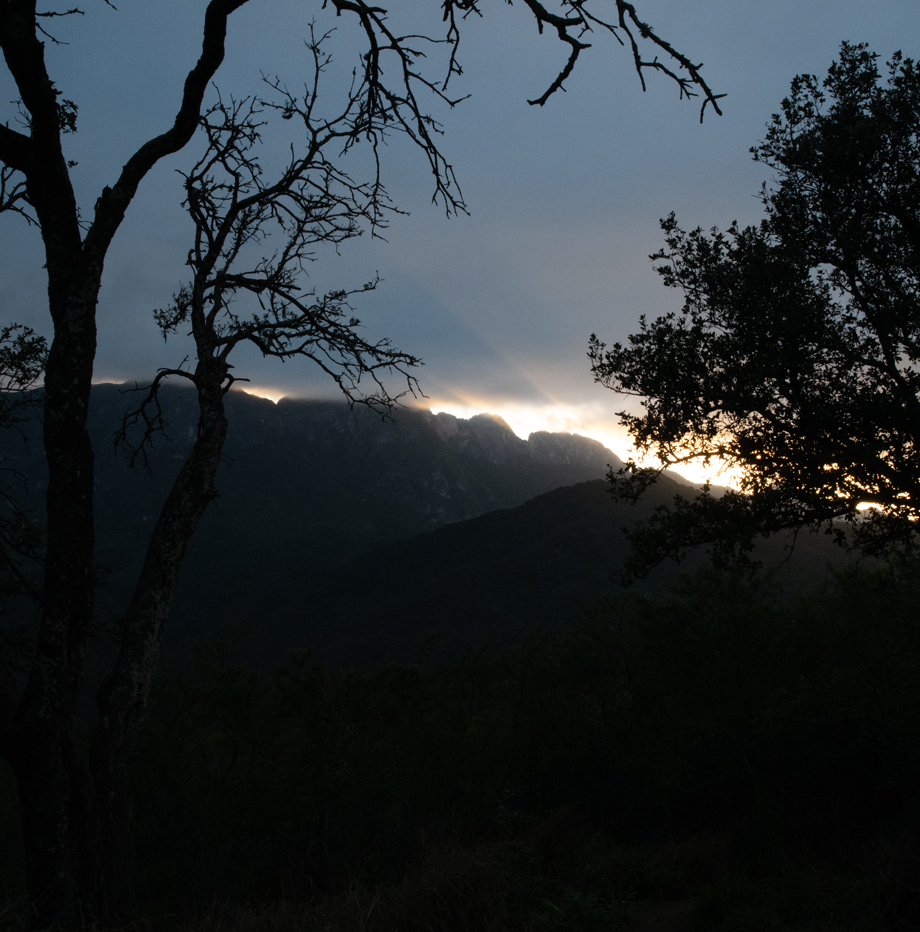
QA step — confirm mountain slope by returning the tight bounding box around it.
[271,477,850,666]
[3,384,627,649]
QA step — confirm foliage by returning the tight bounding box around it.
[589,42,920,576]
[2,563,911,928]
[0,324,45,415]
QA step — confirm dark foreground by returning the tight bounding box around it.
[2,562,919,932]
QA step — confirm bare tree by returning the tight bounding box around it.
[0,2,721,926]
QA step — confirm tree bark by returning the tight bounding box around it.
[90,375,229,921]
[3,353,229,927]
[0,5,246,922]
[4,279,100,927]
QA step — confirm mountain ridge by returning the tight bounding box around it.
[4,383,632,652]
[3,383,850,665]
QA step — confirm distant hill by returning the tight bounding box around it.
[4,383,627,648]
[283,478,654,664]
[280,478,853,666]
[3,383,852,665]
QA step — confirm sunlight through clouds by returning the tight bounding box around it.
[238,385,286,405]
[235,377,744,490]
[425,391,740,488]
[233,381,742,489]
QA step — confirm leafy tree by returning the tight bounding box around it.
[589,42,920,579]
[0,1,721,927]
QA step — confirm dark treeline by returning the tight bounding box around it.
[3,560,918,932]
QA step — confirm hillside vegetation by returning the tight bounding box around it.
[3,560,917,932]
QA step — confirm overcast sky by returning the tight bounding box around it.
[3,1,919,472]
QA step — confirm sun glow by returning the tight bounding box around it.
[235,385,287,404]
[232,382,742,489]
[426,392,742,489]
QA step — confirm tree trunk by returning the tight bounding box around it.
[7,731,97,929]
[3,367,229,929]
[0,10,245,921]
[90,376,229,917]
[7,730,140,928]
[3,282,101,927]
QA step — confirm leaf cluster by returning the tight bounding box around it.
[590,42,920,575]
[0,325,46,604]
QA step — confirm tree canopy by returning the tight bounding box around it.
[589,42,920,577]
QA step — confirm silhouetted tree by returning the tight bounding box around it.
[590,42,920,579]
[0,324,45,618]
[0,2,721,926]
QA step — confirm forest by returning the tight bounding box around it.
[4,558,920,931]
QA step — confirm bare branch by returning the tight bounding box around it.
[34,6,85,45]
[0,165,36,224]
[437,0,722,116]
[0,123,33,175]
[114,367,197,469]
[138,59,424,462]
[84,0,252,262]
[610,0,725,121]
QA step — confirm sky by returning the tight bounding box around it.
[2,0,919,482]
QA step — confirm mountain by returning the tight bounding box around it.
[5,384,849,665]
[3,383,627,649]
[280,477,651,664]
[280,477,851,666]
